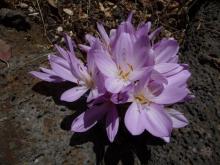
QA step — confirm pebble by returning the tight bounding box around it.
[57,26,63,33]
[19,2,28,8]
[63,8,73,16]
[28,6,34,13]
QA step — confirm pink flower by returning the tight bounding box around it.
[31,13,193,143]
[30,34,103,102]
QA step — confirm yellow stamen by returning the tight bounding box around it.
[135,94,150,105]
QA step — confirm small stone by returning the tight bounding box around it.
[69,31,73,36]
[63,8,73,16]
[28,6,34,13]
[19,2,28,8]
[57,26,63,33]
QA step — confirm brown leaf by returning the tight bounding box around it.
[0,39,11,63]
[47,0,58,8]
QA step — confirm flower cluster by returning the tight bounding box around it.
[31,13,193,142]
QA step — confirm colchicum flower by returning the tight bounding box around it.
[31,13,193,142]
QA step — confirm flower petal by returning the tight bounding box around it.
[50,61,77,83]
[141,104,172,137]
[48,54,69,69]
[97,23,110,45]
[150,86,188,105]
[61,86,88,102]
[64,34,76,54]
[129,67,152,82]
[30,71,63,82]
[131,36,151,68]
[105,77,127,93]
[71,103,108,132]
[153,63,183,77]
[94,51,118,77]
[166,108,188,128]
[106,105,119,142]
[114,33,133,69]
[167,70,191,87]
[87,88,99,102]
[125,102,145,135]
[85,34,96,46]
[161,137,170,143]
[78,44,91,52]
[154,39,179,64]
[149,27,161,42]
[136,22,151,37]
[54,44,69,60]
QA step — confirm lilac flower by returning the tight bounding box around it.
[30,35,102,102]
[31,13,193,143]
[124,69,190,138]
[71,93,121,142]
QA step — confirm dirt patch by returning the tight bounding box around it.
[0,0,219,165]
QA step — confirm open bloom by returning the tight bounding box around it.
[71,93,123,142]
[124,69,190,139]
[30,35,103,102]
[30,12,193,143]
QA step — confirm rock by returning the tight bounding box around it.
[56,26,63,33]
[0,8,30,31]
[19,2,28,9]
[63,8,73,16]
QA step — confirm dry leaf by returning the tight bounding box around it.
[47,0,58,8]
[0,39,11,63]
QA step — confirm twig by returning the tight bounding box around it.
[36,0,46,36]
[86,0,91,28]
[36,0,53,45]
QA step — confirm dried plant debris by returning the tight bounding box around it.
[6,0,195,44]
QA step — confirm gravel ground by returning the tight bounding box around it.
[0,0,219,165]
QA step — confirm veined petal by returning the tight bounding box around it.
[153,63,183,76]
[94,51,118,77]
[136,22,151,38]
[161,137,170,143]
[166,108,188,128]
[141,104,172,137]
[117,21,135,34]
[64,34,76,54]
[97,23,110,45]
[78,44,91,52]
[30,71,63,82]
[105,77,127,93]
[39,67,56,75]
[154,39,179,64]
[149,27,161,42]
[106,105,119,142]
[48,54,69,69]
[150,70,168,84]
[166,70,191,87]
[54,44,69,60]
[50,61,77,83]
[61,86,88,102]
[150,86,188,105]
[114,33,133,69]
[85,34,96,46]
[126,12,133,22]
[129,67,152,82]
[71,112,96,132]
[71,103,108,132]
[131,35,151,68]
[125,102,145,135]
[87,88,99,102]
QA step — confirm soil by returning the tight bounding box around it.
[0,0,220,165]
